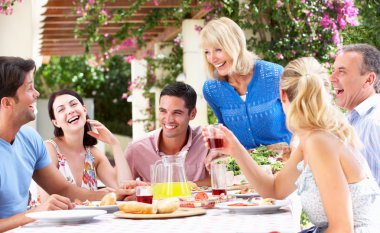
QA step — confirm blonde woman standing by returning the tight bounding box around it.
[201,17,291,149]
[203,57,380,232]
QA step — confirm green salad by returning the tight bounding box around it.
[227,145,284,176]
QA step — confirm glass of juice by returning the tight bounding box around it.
[211,162,227,196]
[207,124,224,149]
[136,186,153,204]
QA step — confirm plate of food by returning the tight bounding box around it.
[180,191,235,209]
[216,198,288,214]
[114,198,206,219]
[74,192,121,213]
[188,182,212,193]
[228,188,260,198]
[75,201,127,213]
[25,210,106,224]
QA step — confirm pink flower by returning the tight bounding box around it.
[348,18,359,26]
[332,30,341,45]
[300,0,306,3]
[88,0,95,5]
[203,2,213,12]
[76,8,83,16]
[101,9,110,18]
[174,37,181,45]
[152,0,158,6]
[276,54,284,60]
[125,55,135,64]
[338,17,347,29]
[320,15,331,28]
[276,0,283,8]
[104,33,109,38]
[194,25,202,33]
[291,50,297,56]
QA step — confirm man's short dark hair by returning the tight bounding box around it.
[0,57,36,100]
[160,82,197,112]
[343,44,380,93]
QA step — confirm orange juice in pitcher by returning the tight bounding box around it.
[152,182,191,199]
[151,154,191,199]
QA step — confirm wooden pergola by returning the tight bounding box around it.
[41,0,208,57]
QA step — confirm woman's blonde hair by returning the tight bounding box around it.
[200,17,258,79]
[280,57,360,147]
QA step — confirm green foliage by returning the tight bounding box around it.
[207,105,218,124]
[35,56,104,98]
[75,0,203,55]
[342,0,380,49]
[35,55,132,136]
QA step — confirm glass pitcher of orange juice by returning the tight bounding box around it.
[151,155,191,199]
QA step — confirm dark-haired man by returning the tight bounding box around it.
[125,82,210,186]
[331,44,380,186]
[0,57,140,231]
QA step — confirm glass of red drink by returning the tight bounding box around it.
[136,186,153,204]
[211,162,227,196]
[207,124,224,149]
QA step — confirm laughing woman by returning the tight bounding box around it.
[203,57,380,232]
[200,17,291,150]
[36,89,132,202]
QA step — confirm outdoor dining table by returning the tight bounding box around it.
[10,205,300,233]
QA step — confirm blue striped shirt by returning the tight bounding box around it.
[348,94,380,186]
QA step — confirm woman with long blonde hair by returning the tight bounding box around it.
[203,57,380,232]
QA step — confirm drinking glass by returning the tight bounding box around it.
[136,186,153,204]
[211,162,227,196]
[207,124,224,149]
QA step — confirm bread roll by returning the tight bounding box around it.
[156,198,180,214]
[100,192,117,206]
[119,201,157,214]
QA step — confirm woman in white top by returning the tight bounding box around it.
[203,57,380,232]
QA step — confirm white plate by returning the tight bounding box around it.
[191,188,212,194]
[227,190,260,198]
[217,200,288,214]
[25,210,106,224]
[75,201,125,213]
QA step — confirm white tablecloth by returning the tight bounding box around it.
[10,207,300,233]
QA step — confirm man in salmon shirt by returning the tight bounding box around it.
[125,82,210,186]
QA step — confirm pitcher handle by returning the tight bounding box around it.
[151,160,163,184]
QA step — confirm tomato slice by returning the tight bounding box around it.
[194,192,209,201]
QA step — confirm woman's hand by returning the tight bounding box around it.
[202,124,246,157]
[86,119,119,146]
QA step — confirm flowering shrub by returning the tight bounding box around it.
[72,0,366,131]
[342,0,380,49]
[0,0,22,15]
[213,0,359,67]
